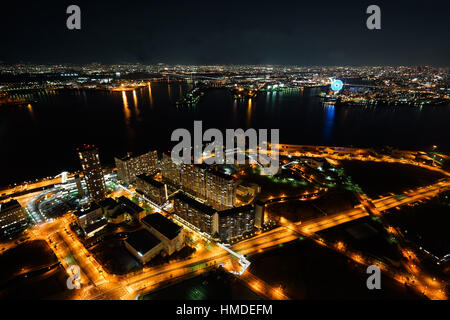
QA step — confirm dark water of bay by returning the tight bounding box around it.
[1,80,449,186]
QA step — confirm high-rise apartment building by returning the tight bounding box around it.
[217,205,255,241]
[161,153,181,187]
[78,145,106,202]
[0,199,28,238]
[205,170,238,210]
[74,174,85,198]
[161,153,238,210]
[136,174,167,206]
[173,192,218,235]
[181,163,208,200]
[115,151,159,185]
[173,192,255,242]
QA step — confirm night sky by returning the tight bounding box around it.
[1,0,449,66]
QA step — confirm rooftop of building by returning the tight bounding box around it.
[117,196,144,215]
[193,163,209,170]
[74,202,101,218]
[0,199,22,212]
[83,218,107,235]
[109,205,128,218]
[76,144,99,152]
[173,192,217,216]
[141,213,181,240]
[97,197,118,209]
[115,152,133,162]
[255,200,265,206]
[137,174,164,188]
[115,150,157,162]
[208,169,237,181]
[125,229,161,255]
[219,204,254,217]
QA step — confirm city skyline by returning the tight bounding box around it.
[0,0,449,307]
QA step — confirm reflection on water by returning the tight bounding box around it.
[322,103,335,142]
[247,98,253,128]
[232,99,238,123]
[132,90,140,119]
[27,104,35,121]
[1,80,450,186]
[265,92,270,110]
[148,83,153,107]
[132,90,138,108]
[122,91,131,126]
[167,83,172,103]
[82,91,88,105]
[122,90,136,147]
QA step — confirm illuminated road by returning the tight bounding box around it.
[297,180,450,234]
[30,176,446,300]
[0,177,63,198]
[4,144,448,300]
[277,144,450,178]
[241,270,290,300]
[0,169,116,204]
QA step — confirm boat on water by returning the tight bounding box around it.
[176,87,205,105]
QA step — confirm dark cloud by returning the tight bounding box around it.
[0,0,449,65]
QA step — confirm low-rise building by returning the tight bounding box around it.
[124,229,163,264]
[97,198,118,216]
[107,206,128,224]
[82,218,107,238]
[98,196,146,224]
[298,157,327,169]
[116,196,146,221]
[74,203,103,229]
[142,213,184,255]
[236,183,260,204]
